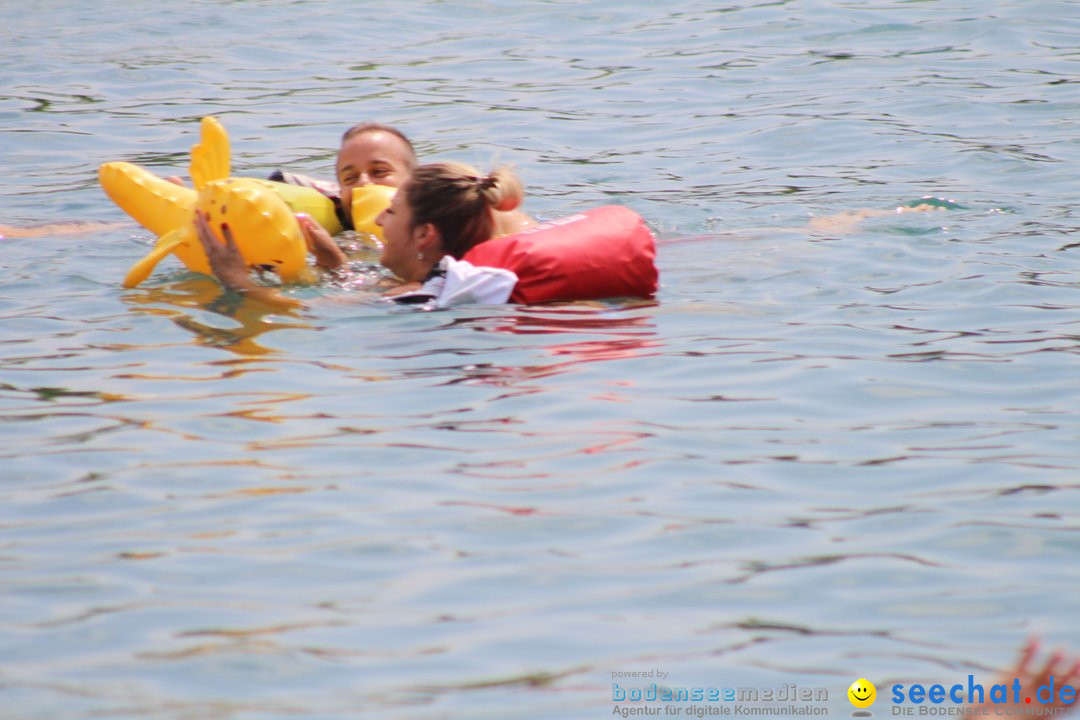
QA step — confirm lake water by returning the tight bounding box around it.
[2,1,1079,718]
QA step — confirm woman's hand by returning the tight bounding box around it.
[194,210,257,292]
[194,211,303,311]
[297,214,346,270]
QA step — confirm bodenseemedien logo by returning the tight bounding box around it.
[849,678,877,717]
[608,671,830,716]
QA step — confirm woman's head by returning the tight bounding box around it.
[336,123,417,218]
[377,161,523,282]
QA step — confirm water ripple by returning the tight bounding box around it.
[3,1,1080,718]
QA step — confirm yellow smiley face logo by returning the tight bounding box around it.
[848,678,876,708]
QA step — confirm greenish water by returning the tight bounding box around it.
[2,1,1079,718]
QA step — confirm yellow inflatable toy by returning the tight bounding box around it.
[351,184,395,241]
[100,117,394,288]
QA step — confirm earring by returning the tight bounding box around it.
[416,252,424,261]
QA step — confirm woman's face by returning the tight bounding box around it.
[336,130,413,213]
[376,185,422,281]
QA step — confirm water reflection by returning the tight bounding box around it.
[121,277,313,356]
[409,305,663,392]
[444,302,658,335]
[7,1,1080,716]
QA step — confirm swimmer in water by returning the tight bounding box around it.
[806,197,962,235]
[196,160,527,310]
[0,221,127,239]
[282,122,536,271]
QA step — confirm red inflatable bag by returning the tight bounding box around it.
[463,205,658,304]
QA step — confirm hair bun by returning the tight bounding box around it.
[484,167,522,212]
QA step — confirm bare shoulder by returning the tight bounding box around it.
[492,209,537,238]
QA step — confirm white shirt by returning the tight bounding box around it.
[390,256,518,309]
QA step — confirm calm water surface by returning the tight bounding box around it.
[2,1,1079,718]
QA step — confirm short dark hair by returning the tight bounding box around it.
[340,123,418,169]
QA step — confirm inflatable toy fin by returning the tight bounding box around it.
[99,161,196,238]
[122,227,191,289]
[190,116,231,190]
